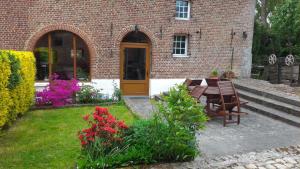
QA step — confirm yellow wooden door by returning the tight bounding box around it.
[120,43,150,96]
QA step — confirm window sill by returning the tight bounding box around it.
[35,81,92,87]
[175,17,190,21]
[172,54,189,58]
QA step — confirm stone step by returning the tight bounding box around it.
[234,82,300,107]
[241,98,300,128]
[238,90,300,117]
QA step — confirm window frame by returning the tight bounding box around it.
[175,0,191,20]
[172,34,189,58]
[34,31,91,82]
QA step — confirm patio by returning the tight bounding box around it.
[124,78,300,168]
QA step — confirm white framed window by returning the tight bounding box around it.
[175,0,190,20]
[173,35,188,57]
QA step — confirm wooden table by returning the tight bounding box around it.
[203,86,220,116]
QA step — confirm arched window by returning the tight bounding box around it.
[34,30,90,81]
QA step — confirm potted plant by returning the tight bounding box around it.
[210,68,219,79]
[76,67,88,81]
[34,47,57,65]
[222,70,236,80]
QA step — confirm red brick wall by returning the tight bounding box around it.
[0,0,256,79]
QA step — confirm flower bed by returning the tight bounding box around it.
[77,84,208,168]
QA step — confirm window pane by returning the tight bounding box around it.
[176,0,189,18]
[76,36,90,81]
[123,48,146,80]
[181,49,186,54]
[173,35,187,56]
[51,31,73,80]
[34,34,50,81]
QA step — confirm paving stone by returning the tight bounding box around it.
[275,159,286,164]
[245,164,257,169]
[283,157,297,164]
[264,164,276,169]
[265,161,276,164]
[273,163,287,169]
[233,166,246,169]
[257,167,266,169]
[284,163,294,168]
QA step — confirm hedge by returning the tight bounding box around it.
[0,50,36,129]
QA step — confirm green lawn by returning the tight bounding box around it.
[0,105,137,169]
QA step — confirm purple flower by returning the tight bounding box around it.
[35,74,80,107]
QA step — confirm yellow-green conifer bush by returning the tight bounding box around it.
[9,51,36,122]
[0,51,12,128]
[0,50,36,128]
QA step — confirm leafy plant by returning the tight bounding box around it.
[77,85,104,104]
[34,47,57,63]
[210,68,219,77]
[36,74,80,107]
[77,85,207,168]
[7,52,21,90]
[112,80,122,102]
[156,84,207,132]
[76,68,89,81]
[78,106,129,168]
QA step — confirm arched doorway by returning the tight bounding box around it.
[120,31,151,96]
[34,30,90,81]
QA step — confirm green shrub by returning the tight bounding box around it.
[112,80,122,102]
[0,50,35,129]
[77,84,207,168]
[7,53,21,90]
[77,85,105,104]
[156,84,208,131]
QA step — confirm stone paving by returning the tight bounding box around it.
[123,79,300,169]
[123,96,155,119]
[148,145,300,169]
[233,78,300,99]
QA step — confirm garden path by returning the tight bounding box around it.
[123,96,155,119]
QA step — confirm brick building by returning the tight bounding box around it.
[0,0,256,96]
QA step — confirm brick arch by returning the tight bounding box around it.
[24,24,96,58]
[114,25,158,50]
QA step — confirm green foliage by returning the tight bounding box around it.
[34,47,57,63]
[7,52,21,90]
[0,50,36,129]
[156,84,207,131]
[270,0,300,57]
[76,85,106,104]
[76,67,89,81]
[210,68,219,77]
[0,106,136,169]
[78,84,206,168]
[112,80,122,102]
[253,0,300,65]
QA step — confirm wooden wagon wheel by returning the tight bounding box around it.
[268,54,277,65]
[285,54,295,66]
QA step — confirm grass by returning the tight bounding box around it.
[0,104,137,169]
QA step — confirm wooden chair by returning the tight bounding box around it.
[184,79,202,92]
[190,85,208,102]
[206,78,220,107]
[217,81,247,127]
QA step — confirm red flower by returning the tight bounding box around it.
[87,137,95,142]
[117,121,128,129]
[103,126,117,134]
[93,114,104,122]
[83,114,90,121]
[95,107,108,115]
[78,106,129,148]
[81,140,88,146]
